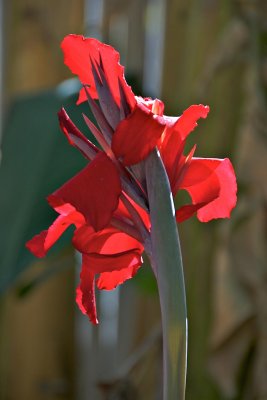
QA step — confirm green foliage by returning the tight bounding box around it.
[132,254,157,295]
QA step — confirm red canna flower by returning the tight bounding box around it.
[26,34,237,324]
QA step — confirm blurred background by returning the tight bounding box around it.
[1,0,267,399]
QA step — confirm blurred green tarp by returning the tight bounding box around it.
[0,79,95,292]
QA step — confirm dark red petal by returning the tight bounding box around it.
[112,102,166,166]
[26,215,72,258]
[175,203,206,223]
[172,145,197,195]
[121,196,151,231]
[83,113,113,157]
[83,85,113,144]
[58,108,98,160]
[76,255,98,324]
[73,225,143,255]
[96,263,141,290]
[53,153,121,231]
[61,34,135,109]
[47,194,82,219]
[118,76,132,118]
[113,196,150,232]
[179,158,237,222]
[90,56,121,129]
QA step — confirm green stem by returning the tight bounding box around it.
[145,149,187,400]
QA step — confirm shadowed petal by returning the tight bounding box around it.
[58,108,98,160]
[83,113,113,157]
[73,225,143,291]
[90,56,121,129]
[53,153,121,231]
[73,225,143,255]
[76,249,142,323]
[76,256,98,324]
[83,85,113,144]
[175,203,206,223]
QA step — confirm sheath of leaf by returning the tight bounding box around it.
[26,34,237,324]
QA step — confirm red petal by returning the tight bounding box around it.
[26,215,72,257]
[96,263,141,290]
[53,153,121,231]
[172,145,197,195]
[73,225,143,255]
[58,108,98,160]
[159,105,209,189]
[159,128,184,188]
[76,255,98,324]
[87,250,142,274]
[76,249,142,322]
[47,195,84,223]
[173,104,209,141]
[113,197,151,231]
[179,158,237,222]
[61,35,135,109]
[136,97,165,116]
[112,102,166,166]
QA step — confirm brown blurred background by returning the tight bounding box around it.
[1,0,267,399]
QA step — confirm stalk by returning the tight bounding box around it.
[145,149,187,400]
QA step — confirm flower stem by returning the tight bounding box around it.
[145,149,187,400]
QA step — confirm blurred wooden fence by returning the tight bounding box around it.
[1,1,83,399]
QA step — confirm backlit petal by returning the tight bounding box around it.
[173,104,209,141]
[112,102,166,166]
[179,158,237,222]
[87,249,142,274]
[26,215,72,257]
[96,263,141,290]
[136,97,165,116]
[159,105,209,189]
[61,34,135,109]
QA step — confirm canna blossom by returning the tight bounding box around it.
[26,34,237,324]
